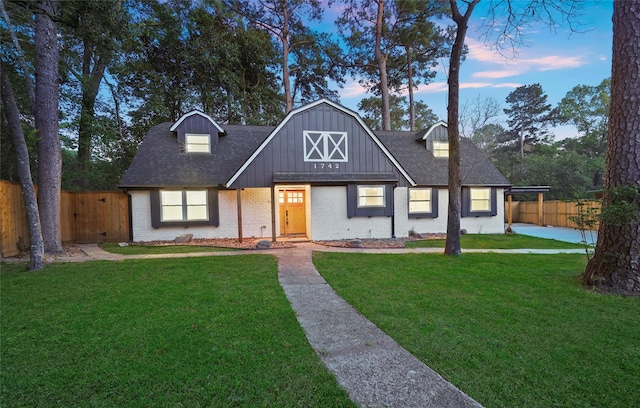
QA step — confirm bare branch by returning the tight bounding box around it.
[1,0,35,109]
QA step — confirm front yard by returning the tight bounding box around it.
[0,256,355,407]
[314,252,640,407]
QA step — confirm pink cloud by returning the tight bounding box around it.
[522,55,584,70]
[340,81,368,98]
[414,82,448,94]
[473,69,524,79]
[493,83,522,88]
[460,82,493,89]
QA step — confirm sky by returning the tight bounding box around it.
[318,0,613,140]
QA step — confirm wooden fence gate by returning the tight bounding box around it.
[1,180,130,257]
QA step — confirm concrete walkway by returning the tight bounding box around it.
[64,242,585,407]
[276,243,482,408]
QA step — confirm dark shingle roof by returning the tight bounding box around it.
[375,130,510,187]
[119,123,274,188]
[120,119,509,189]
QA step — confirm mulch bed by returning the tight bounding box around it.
[4,234,448,262]
[314,234,446,248]
[133,238,295,249]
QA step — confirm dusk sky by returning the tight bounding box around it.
[317,1,613,139]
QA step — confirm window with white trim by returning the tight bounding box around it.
[357,185,385,208]
[185,133,211,153]
[303,131,348,162]
[470,188,491,212]
[160,190,208,222]
[432,141,449,157]
[409,188,432,213]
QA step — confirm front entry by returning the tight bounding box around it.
[279,189,306,236]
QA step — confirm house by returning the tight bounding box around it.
[119,99,510,242]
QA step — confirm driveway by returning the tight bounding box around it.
[509,223,598,245]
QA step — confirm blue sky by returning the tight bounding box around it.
[320,0,613,139]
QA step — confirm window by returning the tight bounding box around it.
[160,190,208,222]
[409,188,431,213]
[462,187,497,217]
[357,185,385,208]
[347,184,393,218]
[185,133,211,153]
[432,141,449,157]
[408,188,439,218]
[470,188,491,212]
[303,131,348,162]
[279,191,304,204]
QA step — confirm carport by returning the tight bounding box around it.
[506,186,551,228]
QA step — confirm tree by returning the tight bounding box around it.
[35,0,64,254]
[583,1,640,295]
[443,0,584,255]
[554,78,610,189]
[338,0,449,131]
[444,0,479,255]
[227,0,342,113]
[459,94,501,139]
[1,63,45,270]
[471,123,504,157]
[358,95,438,131]
[503,83,553,157]
[58,0,130,189]
[390,0,451,131]
[185,4,282,125]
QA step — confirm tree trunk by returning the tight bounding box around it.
[406,46,415,132]
[375,0,391,131]
[282,6,292,113]
[35,0,64,254]
[1,65,45,270]
[77,44,107,189]
[583,0,640,295]
[445,0,479,255]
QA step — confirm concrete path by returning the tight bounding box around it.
[276,243,482,408]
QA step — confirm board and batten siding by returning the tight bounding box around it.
[174,114,221,148]
[231,104,407,188]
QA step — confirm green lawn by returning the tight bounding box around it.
[1,257,355,407]
[314,252,640,408]
[406,233,585,249]
[99,242,236,255]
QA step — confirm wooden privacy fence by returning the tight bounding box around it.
[1,180,130,257]
[513,199,601,229]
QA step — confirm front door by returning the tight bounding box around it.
[279,190,306,236]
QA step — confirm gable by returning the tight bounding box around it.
[227,99,415,188]
[420,121,448,155]
[170,111,225,151]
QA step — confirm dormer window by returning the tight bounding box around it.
[432,141,449,157]
[185,133,211,153]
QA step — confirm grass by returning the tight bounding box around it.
[313,252,640,408]
[99,242,236,255]
[406,233,585,249]
[1,257,355,407]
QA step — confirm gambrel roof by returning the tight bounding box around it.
[120,100,510,189]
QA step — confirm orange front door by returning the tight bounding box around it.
[279,190,306,236]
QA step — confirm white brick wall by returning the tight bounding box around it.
[461,188,505,234]
[405,188,506,235]
[130,186,505,242]
[310,186,392,240]
[394,187,409,238]
[406,188,449,235]
[130,189,273,242]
